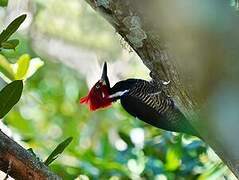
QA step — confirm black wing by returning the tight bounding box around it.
[120,80,199,136]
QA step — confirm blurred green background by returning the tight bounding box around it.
[0,0,238,179]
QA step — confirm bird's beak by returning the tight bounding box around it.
[100,62,107,82]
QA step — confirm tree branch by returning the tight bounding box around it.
[84,0,239,178]
[0,130,61,180]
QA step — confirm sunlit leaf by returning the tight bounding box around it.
[25,57,44,79]
[0,14,26,44]
[0,54,14,80]
[44,137,73,166]
[0,80,23,119]
[0,0,8,7]
[1,39,19,50]
[165,147,181,171]
[15,54,30,80]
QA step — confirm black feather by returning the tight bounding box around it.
[120,93,198,136]
[110,79,199,136]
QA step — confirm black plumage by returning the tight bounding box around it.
[110,79,199,136]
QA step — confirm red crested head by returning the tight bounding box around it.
[80,80,112,111]
[80,62,112,111]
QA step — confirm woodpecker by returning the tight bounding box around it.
[80,62,199,137]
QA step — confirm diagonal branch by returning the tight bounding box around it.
[0,130,61,180]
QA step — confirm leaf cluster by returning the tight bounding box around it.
[0,13,72,170]
[0,14,26,51]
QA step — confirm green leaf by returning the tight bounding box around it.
[165,147,181,171]
[0,54,15,80]
[0,14,26,44]
[0,0,8,7]
[0,80,23,119]
[24,57,44,79]
[44,137,73,166]
[15,54,30,80]
[1,39,19,50]
[119,131,134,147]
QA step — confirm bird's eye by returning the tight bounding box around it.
[96,84,100,89]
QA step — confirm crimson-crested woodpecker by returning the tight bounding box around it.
[80,62,199,137]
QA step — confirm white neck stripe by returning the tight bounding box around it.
[109,90,129,98]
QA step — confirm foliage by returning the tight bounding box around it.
[0,15,26,119]
[0,13,71,176]
[0,14,26,50]
[45,137,73,166]
[0,53,44,81]
[0,80,23,118]
[34,0,122,58]
[0,0,8,7]
[0,1,237,180]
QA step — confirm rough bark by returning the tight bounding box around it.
[84,0,239,178]
[0,130,61,180]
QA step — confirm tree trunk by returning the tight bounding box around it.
[83,0,239,178]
